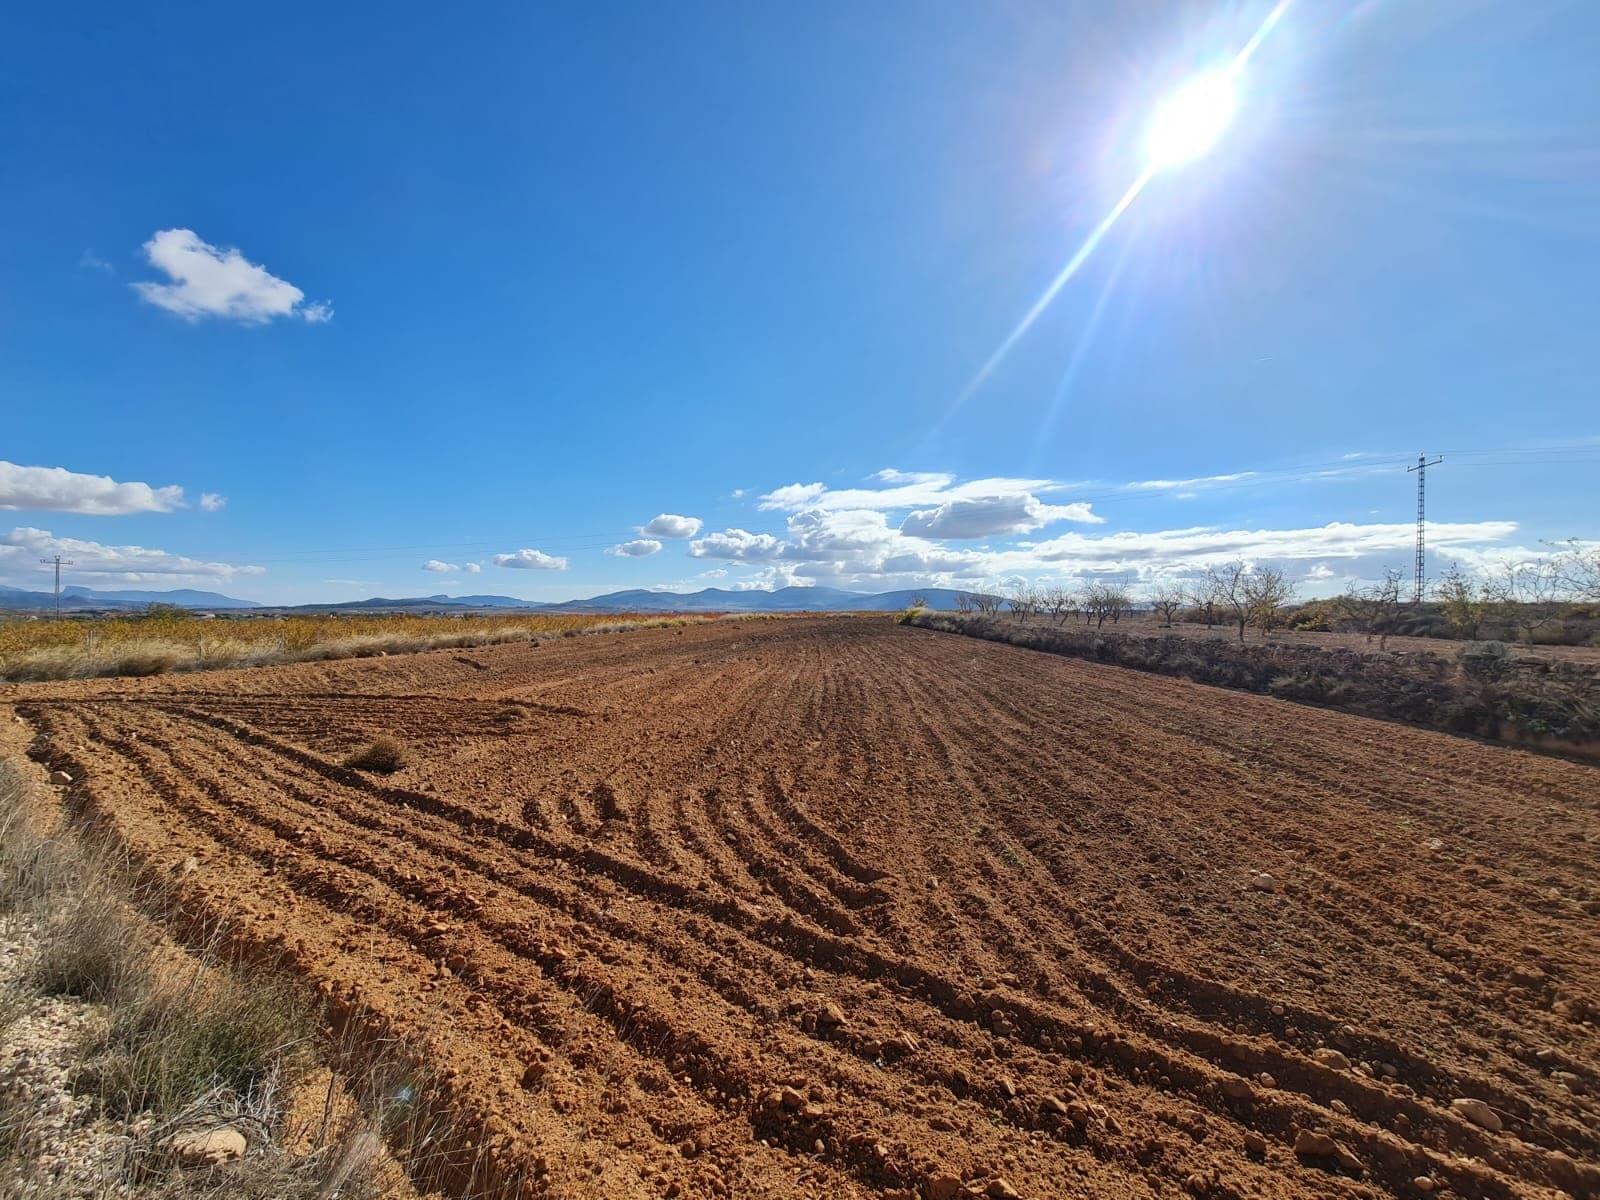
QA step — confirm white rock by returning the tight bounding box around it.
[1450,1097,1502,1132]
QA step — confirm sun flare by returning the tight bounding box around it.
[1144,69,1237,170]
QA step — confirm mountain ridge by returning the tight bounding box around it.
[2,584,989,613]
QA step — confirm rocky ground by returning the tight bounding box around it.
[0,918,140,1198]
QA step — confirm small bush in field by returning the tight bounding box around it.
[343,737,407,774]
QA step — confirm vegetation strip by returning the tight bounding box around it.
[905,610,1600,760]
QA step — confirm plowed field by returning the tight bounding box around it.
[7,616,1598,1200]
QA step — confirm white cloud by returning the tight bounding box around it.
[1019,520,1519,572]
[642,514,703,538]
[728,565,814,591]
[873,468,952,485]
[463,562,482,574]
[323,578,377,587]
[900,494,1101,539]
[494,548,568,571]
[758,471,1077,516]
[688,507,1519,593]
[132,229,331,324]
[689,528,784,562]
[1305,562,1337,581]
[422,560,458,573]
[0,462,185,516]
[199,492,226,512]
[1125,472,1257,491]
[79,250,114,274]
[0,527,264,582]
[610,539,663,558]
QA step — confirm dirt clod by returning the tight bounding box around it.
[166,1127,247,1167]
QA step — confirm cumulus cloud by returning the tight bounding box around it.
[900,494,1101,539]
[422,560,458,573]
[463,562,482,574]
[132,229,331,324]
[0,527,263,582]
[494,548,568,570]
[642,514,703,538]
[689,528,784,562]
[610,539,663,558]
[0,462,185,515]
[199,492,226,512]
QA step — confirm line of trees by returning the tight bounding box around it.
[956,561,1299,642]
[1430,543,1599,644]
[945,541,1599,647]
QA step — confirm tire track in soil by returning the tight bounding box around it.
[13,616,1600,1200]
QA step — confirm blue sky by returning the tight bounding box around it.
[2,0,1597,604]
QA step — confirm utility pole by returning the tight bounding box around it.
[39,555,74,622]
[1405,454,1443,603]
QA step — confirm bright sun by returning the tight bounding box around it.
[1144,69,1237,170]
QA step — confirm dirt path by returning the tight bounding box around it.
[7,617,1598,1199]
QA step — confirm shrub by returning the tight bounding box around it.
[343,737,407,774]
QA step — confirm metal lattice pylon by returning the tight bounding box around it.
[1406,455,1443,602]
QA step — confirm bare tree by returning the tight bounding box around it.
[1103,578,1132,626]
[1336,567,1405,647]
[1503,559,1565,645]
[1549,539,1600,602]
[954,591,975,614]
[1079,580,1130,630]
[1042,585,1075,624]
[1244,565,1297,638]
[1148,585,1184,629]
[1006,585,1039,621]
[1082,583,1107,629]
[1184,579,1219,628]
[1201,561,1251,642]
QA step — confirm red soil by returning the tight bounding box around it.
[7,616,1598,1199]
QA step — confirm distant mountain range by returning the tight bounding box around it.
[0,585,263,611]
[543,586,976,613]
[1,584,985,614]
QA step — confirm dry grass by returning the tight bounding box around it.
[343,736,407,774]
[0,610,737,683]
[0,761,408,1198]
